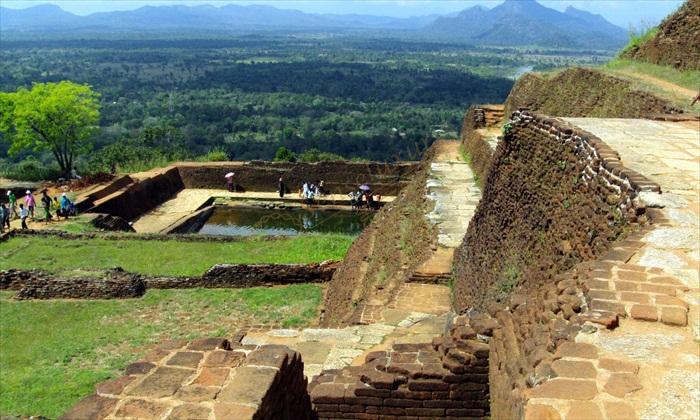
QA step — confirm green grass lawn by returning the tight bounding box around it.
[0,284,322,417]
[604,59,700,92]
[0,234,353,276]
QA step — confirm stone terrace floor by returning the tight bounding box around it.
[526,118,700,419]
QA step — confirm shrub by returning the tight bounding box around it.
[273,146,296,162]
[297,148,345,162]
[0,158,62,181]
[198,148,228,162]
[620,24,658,56]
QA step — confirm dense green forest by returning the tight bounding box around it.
[0,35,611,178]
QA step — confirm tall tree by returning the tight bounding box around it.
[0,81,100,178]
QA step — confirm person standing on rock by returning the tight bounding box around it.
[41,191,52,222]
[278,177,285,198]
[24,190,36,220]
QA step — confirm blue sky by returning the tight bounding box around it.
[2,0,684,28]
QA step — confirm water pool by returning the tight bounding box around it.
[198,206,374,236]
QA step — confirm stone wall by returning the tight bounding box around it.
[321,146,437,327]
[14,270,146,300]
[460,105,496,185]
[62,338,314,420]
[453,110,655,312]
[451,110,661,418]
[90,167,185,221]
[76,175,134,213]
[177,161,418,196]
[145,262,339,289]
[310,314,492,419]
[504,68,684,118]
[2,262,338,299]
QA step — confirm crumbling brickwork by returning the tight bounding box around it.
[310,314,492,419]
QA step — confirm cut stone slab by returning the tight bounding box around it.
[638,249,687,270]
[301,328,361,343]
[115,399,168,418]
[165,404,211,420]
[127,367,194,398]
[217,366,277,405]
[59,395,118,420]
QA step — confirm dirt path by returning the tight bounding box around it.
[618,70,697,99]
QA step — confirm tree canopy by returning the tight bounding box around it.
[0,81,100,177]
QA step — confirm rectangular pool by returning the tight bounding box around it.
[198,206,375,236]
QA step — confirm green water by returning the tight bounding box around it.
[199,206,374,236]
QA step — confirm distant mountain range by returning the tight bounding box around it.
[425,0,627,48]
[0,1,627,49]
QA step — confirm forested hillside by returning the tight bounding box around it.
[0,35,612,178]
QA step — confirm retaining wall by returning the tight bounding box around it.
[310,314,492,419]
[451,110,660,418]
[454,110,654,312]
[320,146,437,327]
[504,68,684,118]
[90,167,184,221]
[177,161,418,196]
[460,105,497,184]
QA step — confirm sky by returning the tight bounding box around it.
[1,0,685,28]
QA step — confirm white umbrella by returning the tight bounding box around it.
[224,172,235,178]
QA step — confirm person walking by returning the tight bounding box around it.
[2,202,10,231]
[60,193,72,219]
[7,190,18,219]
[41,191,52,222]
[278,177,285,198]
[0,202,6,233]
[225,172,236,192]
[24,190,36,220]
[19,204,28,230]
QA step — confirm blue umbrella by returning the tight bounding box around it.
[359,184,371,191]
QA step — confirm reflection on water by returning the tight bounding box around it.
[199,206,375,236]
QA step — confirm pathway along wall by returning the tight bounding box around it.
[503,68,684,118]
[452,110,659,418]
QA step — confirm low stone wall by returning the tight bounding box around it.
[310,314,491,419]
[90,167,184,221]
[0,269,45,290]
[145,262,339,289]
[76,175,134,213]
[177,161,418,196]
[61,338,314,419]
[460,105,496,185]
[164,205,215,234]
[14,271,146,300]
[1,262,338,299]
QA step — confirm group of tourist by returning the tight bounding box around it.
[221,172,381,210]
[299,180,327,203]
[348,189,381,210]
[0,189,76,233]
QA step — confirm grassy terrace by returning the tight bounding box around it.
[0,233,351,417]
[0,285,322,417]
[0,234,354,276]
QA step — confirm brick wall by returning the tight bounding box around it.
[309,314,492,419]
[454,110,655,313]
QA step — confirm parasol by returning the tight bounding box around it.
[359,184,371,191]
[224,172,235,178]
